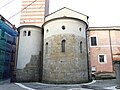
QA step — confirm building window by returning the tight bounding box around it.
[61,25,65,30]
[28,31,31,36]
[79,27,82,31]
[23,31,26,36]
[61,40,65,52]
[98,54,107,64]
[46,42,48,54]
[46,29,49,33]
[80,41,82,53]
[91,37,97,46]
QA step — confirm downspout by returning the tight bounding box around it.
[108,29,113,70]
[40,27,44,82]
[86,26,91,81]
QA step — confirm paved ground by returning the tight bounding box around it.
[0,79,117,90]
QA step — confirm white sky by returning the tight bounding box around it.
[0,0,120,27]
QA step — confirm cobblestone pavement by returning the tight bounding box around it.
[0,79,117,90]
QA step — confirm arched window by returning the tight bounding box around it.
[61,25,65,30]
[46,42,48,54]
[28,31,31,36]
[80,41,82,53]
[23,31,26,36]
[79,27,82,31]
[61,40,65,52]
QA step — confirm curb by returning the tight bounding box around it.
[15,83,36,90]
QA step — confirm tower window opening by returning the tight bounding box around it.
[46,42,48,54]
[61,40,65,52]
[46,29,49,33]
[79,27,82,31]
[80,41,82,53]
[62,25,65,30]
[28,31,31,36]
[23,31,26,36]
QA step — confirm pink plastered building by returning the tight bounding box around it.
[89,26,120,73]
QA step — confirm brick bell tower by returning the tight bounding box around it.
[20,0,49,26]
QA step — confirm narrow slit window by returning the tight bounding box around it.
[79,27,82,31]
[61,40,65,52]
[46,42,48,54]
[80,41,82,53]
[23,31,26,36]
[28,31,31,36]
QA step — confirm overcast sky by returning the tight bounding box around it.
[0,0,120,27]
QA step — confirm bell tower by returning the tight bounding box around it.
[20,0,49,26]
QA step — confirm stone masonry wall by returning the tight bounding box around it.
[43,34,89,84]
[16,55,41,82]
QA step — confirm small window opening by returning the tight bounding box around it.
[62,25,65,30]
[23,31,26,36]
[61,40,65,52]
[79,27,82,31]
[98,54,107,64]
[28,31,31,36]
[46,42,48,54]
[80,41,82,53]
[46,29,49,33]
[91,37,97,46]
[99,55,105,63]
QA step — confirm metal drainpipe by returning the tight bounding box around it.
[108,29,113,68]
[86,27,91,81]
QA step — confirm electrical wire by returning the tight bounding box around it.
[8,0,37,20]
[0,0,15,9]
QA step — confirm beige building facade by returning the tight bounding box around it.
[20,0,49,26]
